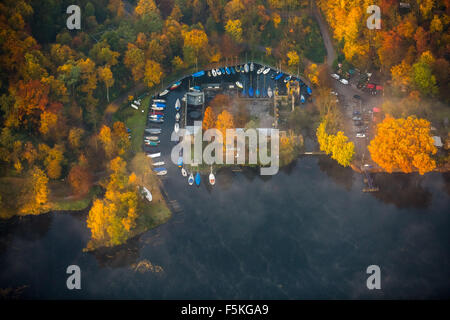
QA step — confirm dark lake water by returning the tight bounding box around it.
[1,70,449,299]
[0,157,449,299]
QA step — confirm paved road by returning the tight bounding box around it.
[312,0,336,67]
[312,0,383,166]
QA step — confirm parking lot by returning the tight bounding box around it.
[330,73,383,167]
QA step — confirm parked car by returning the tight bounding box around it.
[352,116,362,121]
[340,79,349,85]
[356,133,366,138]
[331,74,340,80]
[354,121,363,126]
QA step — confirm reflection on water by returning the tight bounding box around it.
[373,173,432,209]
[0,157,449,299]
[317,156,354,191]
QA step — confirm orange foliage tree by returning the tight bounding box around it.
[216,110,235,139]
[202,106,216,131]
[368,116,437,175]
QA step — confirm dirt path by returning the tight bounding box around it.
[312,0,336,67]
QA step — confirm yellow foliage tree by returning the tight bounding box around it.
[143,59,163,89]
[368,116,437,175]
[317,120,354,167]
[287,51,299,67]
[225,19,243,42]
[98,66,114,102]
[135,0,159,16]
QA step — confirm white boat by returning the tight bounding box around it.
[244,64,249,73]
[155,169,167,176]
[131,104,138,110]
[153,161,165,166]
[209,168,215,185]
[267,86,273,98]
[142,186,152,202]
[145,128,161,134]
[207,70,211,77]
[175,112,180,121]
[188,173,194,185]
[257,67,264,74]
[159,89,169,96]
[263,67,271,74]
[134,100,141,106]
[147,152,161,158]
[145,136,160,141]
[174,122,179,133]
[235,81,243,89]
[212,69,217,77]
[175,98,180,111]
[153,99,166,103]
[216,68,221,76]
[250,62,254,72]
[181,168,187,177]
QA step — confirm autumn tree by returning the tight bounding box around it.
[86,157,139,249]
[68,165,93,196]
[317,120,354,167]
[216,110,235,139]
[45,144,65,179]
[143,59,163,89]
[202,107,216,131]
[20,167,49,215]
[98,66,114,102]
[412,51,438,96]
[368,116,437,175]
[124,43,145,83]
[225,19,243,42]
[287,51,299,67]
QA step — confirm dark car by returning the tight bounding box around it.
[353,94,361,100]
[354,121,363,126]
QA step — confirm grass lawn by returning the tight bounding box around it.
[114,96,149,154]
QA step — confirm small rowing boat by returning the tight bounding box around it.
[154,167,167,175]
[175,112,180,121]
[212,69,217,77]
[235,81,243,89]
[159,89,169,96]
[153,161,165,166]
[174,122,179,133]
[263,67,270,74]
[267,86,273,98]
[209,167,215,185]
[188,173,194,185]
[175,98,180,111]
[145,128,161,134]
[170,81,181,90]
[181,167,187,176]
[195,172,201,186]
[147,152,161,158]
[192,70,205,78]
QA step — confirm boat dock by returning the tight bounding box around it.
[362,169,379,192]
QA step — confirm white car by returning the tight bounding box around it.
[340,79,349,85]
[330,91,338,96]
[356,133,366,138]
[331,73,340,80]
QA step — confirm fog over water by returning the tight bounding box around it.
[0,155,449,299]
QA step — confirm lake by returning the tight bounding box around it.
[0,155,449,299]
